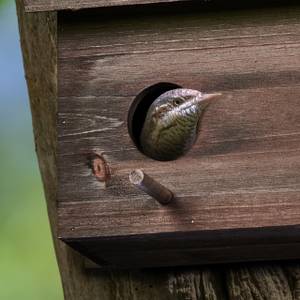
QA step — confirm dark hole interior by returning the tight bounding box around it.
[128,82,181,152]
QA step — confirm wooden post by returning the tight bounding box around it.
[16,1,300,299]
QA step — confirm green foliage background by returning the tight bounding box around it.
[0,0,8,7]
[0,1,64,299]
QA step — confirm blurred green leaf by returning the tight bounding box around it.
[0,0,9,8]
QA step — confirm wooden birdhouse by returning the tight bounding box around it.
[21,0,300,268]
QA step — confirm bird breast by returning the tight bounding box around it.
[140,109,199,161]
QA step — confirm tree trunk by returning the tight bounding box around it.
[16,1,300,299]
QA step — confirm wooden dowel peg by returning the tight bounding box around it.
[129,169,174,205]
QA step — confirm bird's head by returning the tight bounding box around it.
[140,88,222,160]
[148,88,221,126]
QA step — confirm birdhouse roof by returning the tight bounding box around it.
[24,0,192,12]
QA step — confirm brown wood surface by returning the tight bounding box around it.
[17,0,300,298]
[22,0,300,12]
[57,4,300,266]
[24,0,199,12]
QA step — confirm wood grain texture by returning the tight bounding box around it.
[57,4,300,266]
[17,0,300,298]
[24,0,200,12]
[22,0,300,12]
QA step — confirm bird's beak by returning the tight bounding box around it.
[199,92,222,106]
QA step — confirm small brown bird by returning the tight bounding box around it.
[140,88,221,161]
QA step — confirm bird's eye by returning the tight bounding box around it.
[173,98,183,106]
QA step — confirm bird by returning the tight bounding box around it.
[140,88,221,161]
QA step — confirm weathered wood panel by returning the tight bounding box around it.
[22,0,300,12]
[57,4,300,266]
[24,0,193,12]
[68,227,300,268]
